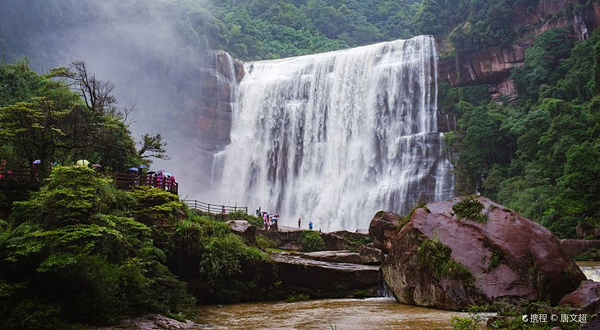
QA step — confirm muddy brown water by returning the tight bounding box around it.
[197,298,470,329]
[196,262,600,329]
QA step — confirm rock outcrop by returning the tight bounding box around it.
[577,222,600,239]
[559,280,600,314]
[358,245,385,265]
[560,239,600,258]
[368,211,402,253]
[93,314,200,330]
[302,247,384,265]
[381,196,585,311]
[438,0,600,101]
[226,220,257,245]
[262,226,369,251]
[271,253,379,297]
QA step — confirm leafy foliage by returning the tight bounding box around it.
[300,230,325,252]
[452,197,487,223]
[0,167,195,328]
[444,28,600,238]
[0,61,145,173]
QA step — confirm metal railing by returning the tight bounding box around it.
[184,199,247,214]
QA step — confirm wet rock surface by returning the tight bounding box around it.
[560,239,600,258]
[262,226,368,251]
[559,280,600,314]
[92,314,203,330]
[301,246,384,265]
[271,252,380,296]
[382,196,585,311]
[368,211,401,253]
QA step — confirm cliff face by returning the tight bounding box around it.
[179,51,244,153]
[159,50,244,198]
[438,0,600,101]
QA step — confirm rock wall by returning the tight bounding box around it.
[560,239,600,258]
[169,50,244,197]
[438,0,600,101]
[179,51,244,153]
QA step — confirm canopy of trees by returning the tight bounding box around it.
[1,0,545,62]
[443,28,600,239]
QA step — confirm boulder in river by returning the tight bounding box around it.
[368,211,402,253]
[381,196,586,310]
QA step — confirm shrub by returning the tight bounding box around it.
[300,230,325,252]
[256,235,278,249]
[198,233,268,286]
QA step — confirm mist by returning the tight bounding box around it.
[0,0,222,201]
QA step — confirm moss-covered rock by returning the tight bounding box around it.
[381,196,586,311]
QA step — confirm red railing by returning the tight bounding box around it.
[0,168,41,190]
[113,172,178,194]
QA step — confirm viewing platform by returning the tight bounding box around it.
[0,169,41,190]
[113,172,179,195]
[184,199,248,214]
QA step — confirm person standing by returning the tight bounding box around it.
[298,217,301,228]
[309,221,313,230]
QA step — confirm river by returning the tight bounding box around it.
[197,262,600,329]
[198,297,471,329]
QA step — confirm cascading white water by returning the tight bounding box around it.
[214,35,454,231]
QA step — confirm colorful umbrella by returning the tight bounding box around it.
[126,167,139,172]
[76,159,90,166]
[33,159,41,165]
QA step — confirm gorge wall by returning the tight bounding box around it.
[212,36,455,231]
[438,0,600,101]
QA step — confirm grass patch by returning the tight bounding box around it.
[165,312,186,322]
[488,250,501,271]
[416,237,473,282]
[256,236,278,249]
[453,197,487,223]
[406,196,428,220]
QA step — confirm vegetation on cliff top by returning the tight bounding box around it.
[0,0,554,62]
[0,63,272,329]
[444,28,600,239]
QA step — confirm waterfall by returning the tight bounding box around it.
[214,35,455,231]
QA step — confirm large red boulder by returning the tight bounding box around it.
[368,211,402,253]
[381,196,586,311]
